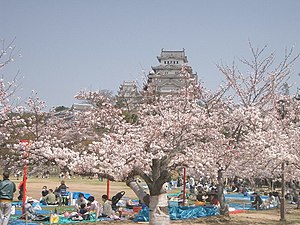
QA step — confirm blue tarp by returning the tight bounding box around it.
[12,202,22,207]
[225,193,251,201]
[225,193,272,210]
[72,192,91,199]
[133,206,219,222]
[228,202,252,210]
[169,206,219,220]
[9,219,39,225]
[15,210,50,215]
[224,193,268,201]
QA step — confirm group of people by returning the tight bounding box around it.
[38,180,115,219]
[40,187,59,205]
[40,180,114,220]
[40,180,68,205]
[25,184,114,221]
[251,192,281,209]
[195,188,220,206]
[72,193,113,220]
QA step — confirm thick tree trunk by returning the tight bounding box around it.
[126,179,150,206]
[127,157,171,225]
[217,169,229,216]
[148,158,170,225]
[149,194,170,225]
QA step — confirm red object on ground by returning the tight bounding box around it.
[229,209,247,214]
[133,206,142,213]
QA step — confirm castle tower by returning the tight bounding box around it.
[144,49,197,95]
[117,81,142,110]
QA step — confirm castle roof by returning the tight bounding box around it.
[157,49,188,63]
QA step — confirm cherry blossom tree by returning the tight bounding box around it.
[247,95,300,209]
[216,42,299,219]
[0,38,19,140]
[0,38,68,175]
[65,82,226,224]
[0,38,23,170]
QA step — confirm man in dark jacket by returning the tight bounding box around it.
[251,192,263,209]
[0,171,16,225]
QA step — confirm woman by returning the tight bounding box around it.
[101,194,112,217]
[87,196,102,218]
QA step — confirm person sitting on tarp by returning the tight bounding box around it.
[208,193,220,206]
[55,180,68,205]
[22,197,49,221]
[87,196,102,218]
[263,192,277,209]
[41,186,49,197]
[75,193,88,211]
[251,192,263,209]
[240,186,248,196]
[195,190,208,206]
[24,197,37,220]
[100,194,113,217]
[44,189,58,205]
[40,186,49,205]
[78,203,90,220]
[271,191,281,207]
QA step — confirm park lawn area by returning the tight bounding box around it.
[10,178,300,224]
[11,177,137,201]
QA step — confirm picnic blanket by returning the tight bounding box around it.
[134,205,219,222]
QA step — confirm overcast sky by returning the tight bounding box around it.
[1,0,300,108]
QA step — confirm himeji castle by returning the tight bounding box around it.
[117,49,198,109]
[144,49,197,94]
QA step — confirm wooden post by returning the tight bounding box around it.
[183,167,187,206]
[280,161,286,222]
[107,179,110,199]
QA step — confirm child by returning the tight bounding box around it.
[101,194,112,217]
[78,203,90,220]
[79,203,88,215]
